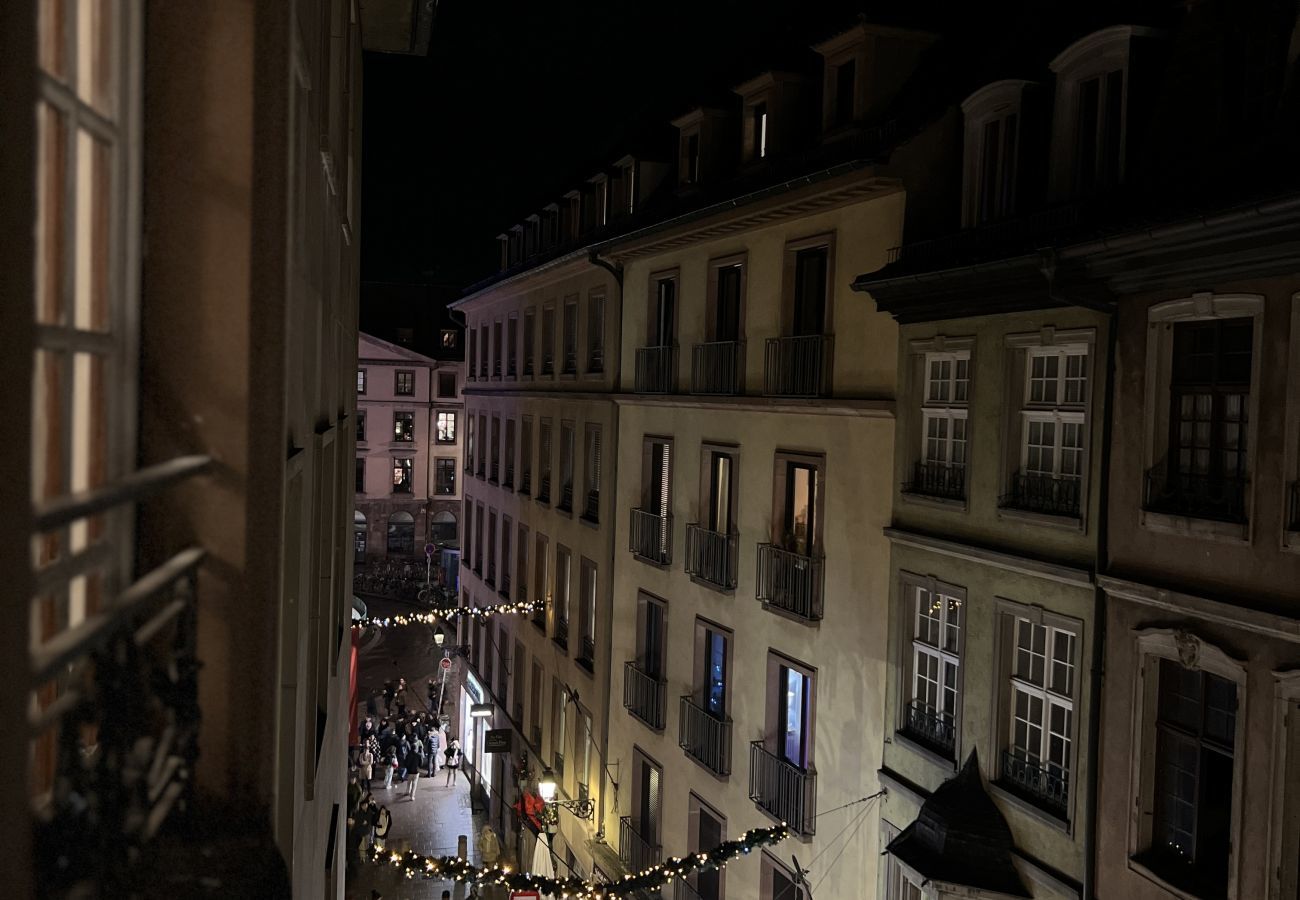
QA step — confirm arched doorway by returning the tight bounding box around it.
[431,510,457,544]
[354,510,367,564]
[387,511,415,555]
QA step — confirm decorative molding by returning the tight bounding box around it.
[1004,327,1096,349]
[884,527,1094,588]
[908,335,975,355]
[1099,575,1300,644]
[1147,292,1265,324]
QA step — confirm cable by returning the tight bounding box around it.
[805,801,873,869]
[810,794,879,896]
[811,788,886,821]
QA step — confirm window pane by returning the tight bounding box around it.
[36,103,68,326]
[77,0,117,117]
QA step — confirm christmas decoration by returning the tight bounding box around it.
[366,823,789,897]
[352,599,537,630]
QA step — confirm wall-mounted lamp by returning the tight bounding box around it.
[538,766,595,819]
[470,703,494,718]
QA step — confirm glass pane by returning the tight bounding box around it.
[943,595,961,652]
[31,349,65,505]
[36,103,68,326]
[782,667,807,767]
[77,0,117,117]
[40,0,67,78]
[915,588,939,645]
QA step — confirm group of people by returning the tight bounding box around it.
[354,676,462,803]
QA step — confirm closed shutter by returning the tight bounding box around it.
[646,760,662,843]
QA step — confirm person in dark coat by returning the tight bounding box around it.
[404,743,424,799]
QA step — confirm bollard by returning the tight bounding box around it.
[458,833,468,860]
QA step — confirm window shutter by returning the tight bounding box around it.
[647,762,662,842]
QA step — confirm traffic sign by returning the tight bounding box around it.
[425,543,436,558]
[440,657,452,671]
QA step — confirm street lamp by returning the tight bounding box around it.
[537,765,594,820]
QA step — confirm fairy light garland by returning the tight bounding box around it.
[367,823,789,896]
[352,599,537,629]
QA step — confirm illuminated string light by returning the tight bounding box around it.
[366,824,789,896]
[352,599,538,630]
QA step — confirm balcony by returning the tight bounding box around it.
[903,700,955,756]
[635,345,677,394]
[538,474,551,504]
[690,341,744,395]
[679,695,732,776]
[499,571,511,599]
[558,481,573,513]
[674,879,706,900]
[624,660,666,730]
[763,335,831,397]
[1000,750,1069,818]
[619,816,662,874]
[904,461,966,502]
[755,544,823,622]
[519,470,532,496]
[489,459,499,484]
[554,617,569,651]
[1144,464,1248,524]
[630,508,673,566]
[685,524,737,590]
[583,489,600,524]
[1001,471,1081,518]
[531,724,542,749]
[749,741,816,836]
[579,636,595,671]
[504,462,514,489]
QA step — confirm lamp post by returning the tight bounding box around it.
[537,765,595,820]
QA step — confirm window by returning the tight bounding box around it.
[687,796,726,900]
[436,411,456,444]
[595,179,609,227]
[578,558,597,669]
[587,293,606,372]
[791,245,829,337]
[834,58,857,126]
[1006,344,1088,518]
[1000,615,1075,816]
[355,458,365,493]
[903,581,962,757]
[974,112,1019,224]
[883,847,923,900]
[914,351,969,500]
[477,413,487,476]
[486,510,497,585]
[684,132,701,183]
[531,660,544,747]
[435,458,456,495]
[490,416,501,482]
[562,298,578,374]
[395,370,415,396]
[775,454,821,556]
[441,329,458,350]
[576,709,593,800]
[512,642,526,723]
[696,620,730,718]
[1073,70,1124,195]
[523,308,536,377]
[650,275,676,347]
[689,447,738,590]
[516,523,529,603]
[356,412,366,442]
[463,502,473,567]
[552,678,568,775]
[752,102,768,160]
[761,851,806,900]
[468,325,477,378]
[493,320,503,377]
[391,458,413,493]
[520,416,533,494]
[539,418,553,503]
[430,510,456,543]
[387,512,415,555]
[633,438,672,564]
[533,532,548,631]
[541,304,556,375]
[393,411,414,442]
[554,546,571,648]
[504,418,516,488]
[474,502,484,573]
[710,261,743,344]
[465,414,475,472]
[583,424,602,522]
[354,512,367,564]
[478,325,488,378]
[500,516,512,595]
[777,660,812,769]
[507,315,518,377]
[704,448,736,535]
[636,592,667,680]
[629,748,663,858]
[357,369,367,393]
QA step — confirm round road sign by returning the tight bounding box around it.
[425,543,436,558]
[440,657,452,671]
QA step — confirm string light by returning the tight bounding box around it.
[352,599,537,630]
[367,824,789,896]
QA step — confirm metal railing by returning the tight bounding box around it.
[504,462,514,489]
[635,345,677,394]
[904,700,955,755]
[905,461,966,502]
[554,618,569,650]
[558,481,573,512]
[519,469,532,495]
[538,473,551,504]
[691,341,744,395]
[674,878,706,900]
[1290,482,1300,531]
[579,636,596,669]
[500,571,511,598]
[583,489,600,523]
[623,661,666,730]
[755,544,824,622]
[31,456,211,893]
[630,508,673,565]
[1144,464,1248,524]
[749,741,816,836]
[1001,750,1069,816]
[619,816,662,874]
[685,524,738,590]
[490,458,499,483]
[763,335,831,397]
[679,695,732,776]
[1002,471,1081,518]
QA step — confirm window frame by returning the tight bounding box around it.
[357,368,367,394]
[706,253,747,345]
[523,307,537,378]
[771,450,825,557]
[437,371,456,398]
[434,457,456,496]
[583,422,602,523]
[648,269,679,349]
[782,232,836,340]
[693,617,733,719]
[687,793,728,900]
[356,411,366,443]
[435,410,456,444]
[960,80,1034,227]
[392,410,415,443]
[506,313,518,378]
[765,650,816,771]
[895,572,965,765]
[394,369,415,396]
[561,295,578,375]
[390,457,413,494]
[541,302,557,376]
[586,290,606,374]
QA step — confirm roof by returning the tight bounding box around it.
[886,751,1030,898]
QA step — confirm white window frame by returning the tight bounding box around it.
[1007,617,1076,811]
[896,572,964,765]
[921,350,970,469]
[1266,669,1300,898]
[960,80,1034,227]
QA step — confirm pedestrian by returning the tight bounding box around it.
[443,737,461,786]
[405,744,422,800]
[427,677,437,709]
[383,680,395,715]
[426,726,441,777]
[358,744,374,792]
[366,797,381,851]
[382,747,397,789]
[373,804,392,851]
[347,773,361,815]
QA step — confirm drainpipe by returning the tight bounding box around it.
[588,248,623,845]
[1042,249,1114,900]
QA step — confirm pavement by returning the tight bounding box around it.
[346,597,508,900]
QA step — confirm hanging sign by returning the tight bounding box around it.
[484,729,512,753]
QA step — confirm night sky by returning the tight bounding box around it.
[358,0,973,290]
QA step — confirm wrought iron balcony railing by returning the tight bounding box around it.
[499,571,511,598]
[635,345,677,394]
[749,741,816,836]
[905,461,966,502]
[538,474,551,504]
[554,617,569,650]
[685,524,738,590]
[579,636,595,670]
[691,341,744,395]
[1001,471,1081,518]
[1291,481,1300,532]
[680,695,732,776]
[583,489,600,523]
[763,335,831,397]
[903,700,955,755]
[755,543,824,622]
[619,815,662,874]
[1000,749,1069,817]
[558,481,573,513]
[504,462,514,489]
[674,877,706,900]
[1144,464,1248,524]
[623,661,667,730]
[518,470,532,496]
[630,508,673,565]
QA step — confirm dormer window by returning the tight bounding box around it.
[1048,25,1162,201]
[496,234,509,270]
[751,103,768,159]
[961,80,1034,227]
[685,133,700,183]
[833,59,857,127]
[563,191,582,239]
[624,162,637,214]
[594,179,609,226]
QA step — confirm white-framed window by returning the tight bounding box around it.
[881,823,925,900]
[1006,343,1089,517]
[1003,617,1076,816]
[903,579,962,757]
[921,350,970,471]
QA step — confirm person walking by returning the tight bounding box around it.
[443,737,461,787]
[426,726,441,777]
[382,679,395,715]
[404,743,423,800]
[382,746,397,790]
[358,744,374,792]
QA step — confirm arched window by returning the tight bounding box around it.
[387,511,415,555]
[431,510,458,544]
[354,510,367,564]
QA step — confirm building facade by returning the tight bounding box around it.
[354,332,464,568]
[4,0,367,897]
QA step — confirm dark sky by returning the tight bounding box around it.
[358,0,936,289]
